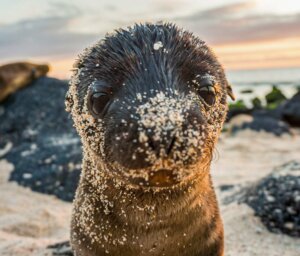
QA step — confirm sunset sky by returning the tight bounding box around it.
[1,0,300,78]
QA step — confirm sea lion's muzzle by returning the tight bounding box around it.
[131,168,178,187]
[101,91,207,186]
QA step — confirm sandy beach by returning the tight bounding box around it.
[213,130,300,256]
[0,129,299,256]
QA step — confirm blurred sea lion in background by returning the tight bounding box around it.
[0,62,50,102]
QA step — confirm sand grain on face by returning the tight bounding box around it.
[153,41,163,50]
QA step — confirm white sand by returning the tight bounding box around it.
[0,130,299,255]
[212,129,300,256]
[0,160,71,256]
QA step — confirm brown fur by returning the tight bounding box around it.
[0,62,49,102]
[71,160,224,256]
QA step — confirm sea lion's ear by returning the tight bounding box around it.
[226,83,235,101]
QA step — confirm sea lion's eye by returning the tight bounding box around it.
[88,81,111,118]
[198,77,216,106]
[90,92,110,116]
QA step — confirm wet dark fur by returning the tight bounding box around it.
[67,23,232,256]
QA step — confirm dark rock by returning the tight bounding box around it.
[48,241,73,256]
[240,89,253,94]
[0,77,81,201]
[242,161,300,237]
[282,91,300,127]
[227,100,252,120]
[247,116,290,136]
[251,97,262,110]
[265,86,287,109]
[228,114,291,136]
[219,184,235,191]
[252,104,285,120]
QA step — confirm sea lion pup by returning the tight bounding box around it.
[0,62,49,102]
[66,23,235,256]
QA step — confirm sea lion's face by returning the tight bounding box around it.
[67,24,234,188]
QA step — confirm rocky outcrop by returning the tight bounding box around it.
[48,241,73,256]
[0,77,81,201]
[265,85,287,109]
[227,114,291,136]
[282,91,300,127]
[243,161,300,237]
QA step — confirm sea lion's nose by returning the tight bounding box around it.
[145,129,177,157]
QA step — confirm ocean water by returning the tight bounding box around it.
[225,67,300,105]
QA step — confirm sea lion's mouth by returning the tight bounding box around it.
[101,153,205,188]
[118,167,180,188]
[123,165,199,188]
[147,168,178,187]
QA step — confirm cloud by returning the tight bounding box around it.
[1,0,300,64]
[0,3,99,61]
[188,1,256,19]
[175,1,300,45]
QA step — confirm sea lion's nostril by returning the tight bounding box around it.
[144,129,177,157]
[166,136,176,155]
[147,137,156,151]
